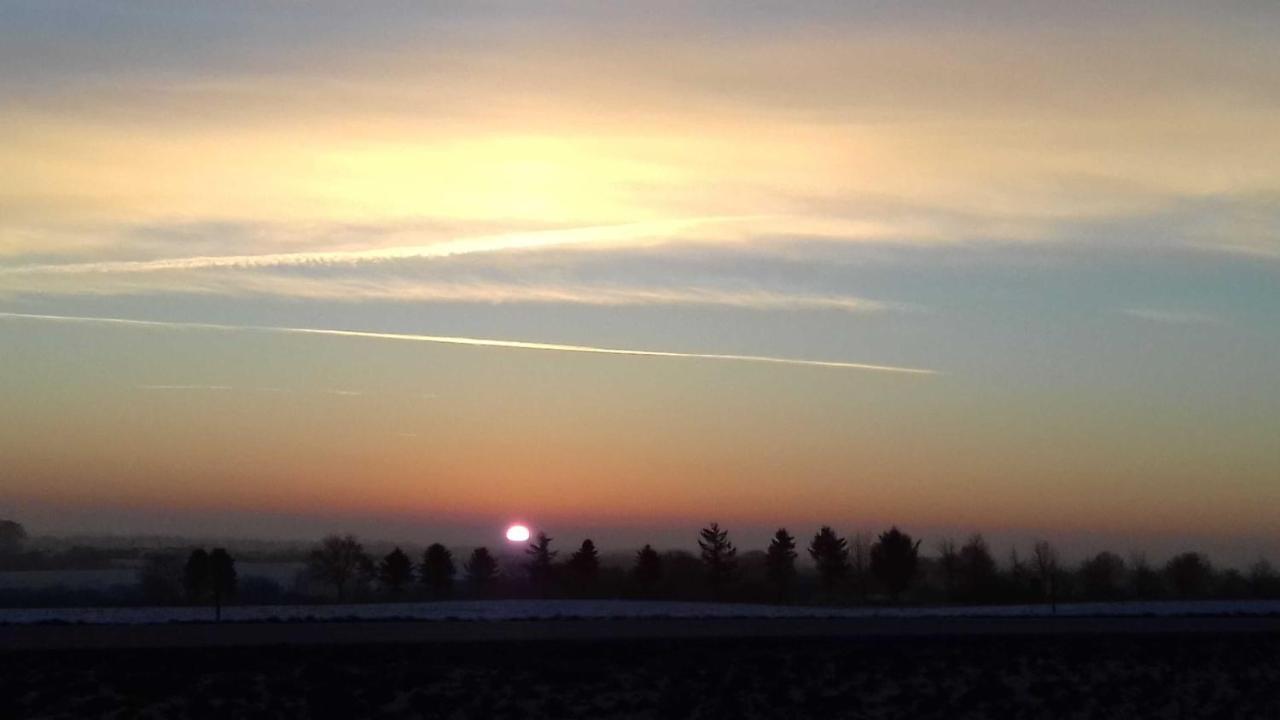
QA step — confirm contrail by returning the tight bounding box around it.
[0,312,939,375]
[0,217,762,277]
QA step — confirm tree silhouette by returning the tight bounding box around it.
[0,520,27,555]
[870,526,920,602]
[698,523,737,599]
[566,539,600,595]
[808,526,850,598]
[1130,553,1163,600]
[849,533,871,601]
[209,548,236,621]
[1079,551,1126,601]
[137,553,183,604]
[633,544,663,596]
[1249,559,1280,599]
[764,528,798,602]
[525,532,558,595]
[378,547,413,595]
[183,548,211,604]
[937,539,960,602]
[307,534,371,601]
[466,547,499,592]
[1032,541,1060,613]
[1166,552,1213,599]
[420,543,456,598]
[957,534,998,603]
[1007,547,1033,601]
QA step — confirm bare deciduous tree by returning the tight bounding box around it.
[1032,540,1060,613]
[307,534,372,601]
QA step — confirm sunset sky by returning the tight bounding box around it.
[1,2,1277,561]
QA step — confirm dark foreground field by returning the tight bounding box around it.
[3,622,1279,718]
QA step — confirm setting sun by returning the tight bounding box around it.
[505,524,531,543]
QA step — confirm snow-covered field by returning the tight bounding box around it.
[3,598,1279,625]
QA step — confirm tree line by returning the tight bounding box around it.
[2,518,1278,609]
[295,524,1280,608]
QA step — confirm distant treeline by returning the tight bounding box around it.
[2,519,1279,609]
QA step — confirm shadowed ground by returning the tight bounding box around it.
[3,620,1279,718]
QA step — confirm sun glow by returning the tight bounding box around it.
[505,524,531,543]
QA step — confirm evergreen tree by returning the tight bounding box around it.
[465,547,499,593]
[633,544,663,595]
[870,526,920,602]
[209,548,236,621]
[379,547,414,595]
[420,543,457,598]
[808,526,850,597]
[566,539,600,595]
[182,548,211,604]
[764,528,798,602]
[525,532,558,595]
[698,522,737,599]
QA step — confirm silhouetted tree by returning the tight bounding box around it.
[1249,559,1280,599]
[765,528,798,602]
[209,548,236,621]
[379,547,413,595]
[870,527,920,602]
[1007,547,1033,601]
[307,534,371,601]
[420,543,456,598]
[566,539,600,595]
[466,547,499,592]
[525,532,558,595]
[137,552,183,604]
[957,534,999,603]
[698,523,737,599]
[0,520,27,555]
[183,548,211,604]
[1131,553,1163,600]
[937,539,960,601]
[1079,551,1126,601]
[1165,552,1213,599]
[1218,568,1250,599]
[849,533,871,601]
[633,544,663,595]
[1032,541,1060,613]
[808,526,850,598]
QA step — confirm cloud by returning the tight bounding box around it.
[0,311,939,375]
[0,219,903,313]
[136,384,233,391]
[1121,308,1222,326]
[0,218,755,274]
[0,270,892,313]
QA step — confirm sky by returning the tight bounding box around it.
[1,1,1277,563]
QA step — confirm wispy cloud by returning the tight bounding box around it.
[0,217,758,276]
[0,270,892,314]
[1121,308,1222,326]
[0,312,939,375]
[137,384,233,391]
